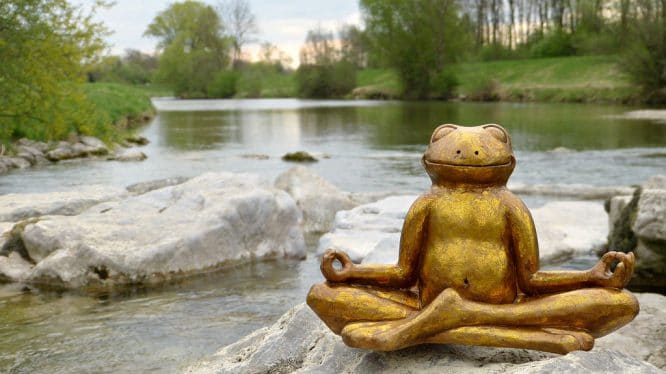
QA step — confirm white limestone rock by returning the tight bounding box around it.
[596,293,666,368]
[0,222,14,249]
[0,252,33,282]
[109,149,147,162]
[317,196,413,263]
[186,297,664,373]
[79,136,109,155]
[0,185,127,222]
[318,196,607,265]
[16,172,305,288]
[45,138,108,161]
[508,182,635,200]
[532,201,608,263]
[633,189,666,243]
[608,195,632,229]
[126,177,190,195]
[275,167,391,235]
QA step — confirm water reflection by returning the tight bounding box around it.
[1,99,665,195]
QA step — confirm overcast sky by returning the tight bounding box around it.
[89,0,361,66]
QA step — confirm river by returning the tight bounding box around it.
[1,99,664,372]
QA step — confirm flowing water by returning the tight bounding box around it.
[0,99,664,372]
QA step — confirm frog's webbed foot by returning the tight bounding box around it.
[341,319,405,351]
[341,288,467,351]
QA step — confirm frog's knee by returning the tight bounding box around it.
[306,282,329,309]
[616,289,639,319]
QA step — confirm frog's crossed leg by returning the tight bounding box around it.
[308,282,637,353]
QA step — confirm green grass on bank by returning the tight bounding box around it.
[0,83,157,147]
[236,69,297,98]
[84,82,158,130]
[354,69,404,99]
[453,55,637,103]
[352,55,637,103]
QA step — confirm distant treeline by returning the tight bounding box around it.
[1,0,665,146]
[117,0,663,102]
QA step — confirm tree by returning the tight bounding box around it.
[0,0,108,142]
[360,0,468,98]
[218,0,258,66]
[296,26,357,98]
[621,0,666,103]
[339,24,367,68]
[145,1,231,98]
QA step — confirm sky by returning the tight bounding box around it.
[87,0,361,66]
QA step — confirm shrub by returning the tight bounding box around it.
[296,61,356,98]
[431,69,459,99]
[530,31,575,58]
[467,77,502,101]
[478,43,516,61]
[207,70,240,98]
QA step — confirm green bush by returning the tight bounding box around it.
[296,61,356,98]
[207,70,240,98]
[431,69,459,99]
[478,43,516,61]
[466,77,502,101]
[530,31,575,58]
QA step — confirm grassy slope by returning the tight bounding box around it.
[355,69,403,98]
[84,82,162,128]
[354,55,637,103]
[236,69,297,98]
[454,55,636,103]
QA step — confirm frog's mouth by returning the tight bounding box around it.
[422,157,514,168]
[421,156,516,185]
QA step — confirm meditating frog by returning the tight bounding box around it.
[307,124,638,354]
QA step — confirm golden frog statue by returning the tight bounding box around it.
[307,124,638,354]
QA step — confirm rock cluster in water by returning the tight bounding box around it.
[186,293,665,373]
[605,175,666,291]
[0,135,150,176]
[1,166,664,371]
[0,173,306,288]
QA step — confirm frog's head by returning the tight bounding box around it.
[422,124,515,186]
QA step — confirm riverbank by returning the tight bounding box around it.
[0,83,157,174]
[0,82,157,150]
[232,56,640,104]
[353,56,638,103]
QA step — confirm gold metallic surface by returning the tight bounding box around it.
[306,124,639,354]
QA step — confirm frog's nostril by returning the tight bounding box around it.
[456,150,461,154]
[474,151,479,155]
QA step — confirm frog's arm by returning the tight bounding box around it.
[343,194,432,288]
[506,194,592,295]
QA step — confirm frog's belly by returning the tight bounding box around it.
[418,239,517,305]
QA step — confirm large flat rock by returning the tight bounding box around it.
[318,196,607,265]
[0,185,127,222]
[275,167,393,235]
[186,293,665,373]
[3,173,305,289]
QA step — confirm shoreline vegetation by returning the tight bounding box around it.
[0,54,649,153]
[4,0,664,149]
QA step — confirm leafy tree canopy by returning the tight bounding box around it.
[145,1,231,98]
[0,0,109,141]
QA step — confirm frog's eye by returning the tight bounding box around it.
[431,124,457,143]
[483,124,508,143]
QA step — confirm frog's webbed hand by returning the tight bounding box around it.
[321,249,354,282]
[588,251,635,289]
